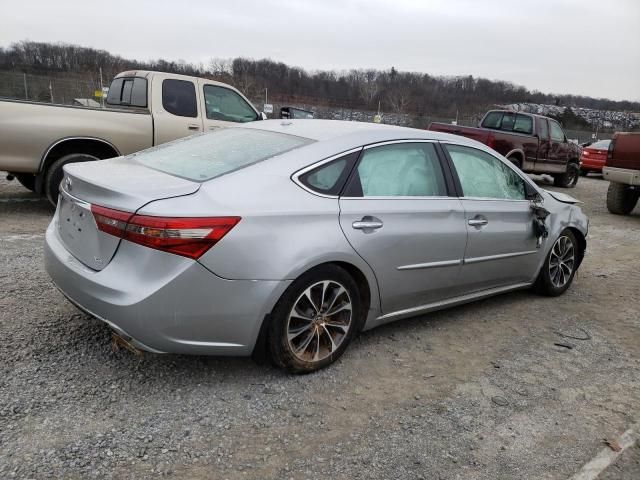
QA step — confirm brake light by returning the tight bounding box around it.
[91,205,240,259]
[486,133,495,150]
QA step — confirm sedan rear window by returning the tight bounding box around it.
[133,128,312,181]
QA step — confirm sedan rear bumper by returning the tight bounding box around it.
[44,220,290,356]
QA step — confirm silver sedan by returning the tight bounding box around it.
[44,120,588,373]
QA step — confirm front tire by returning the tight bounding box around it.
[553,163,579,188]
[606,182,638,215]
[268,265,362,373]
[45,153,98,206]
[535,229,579,296]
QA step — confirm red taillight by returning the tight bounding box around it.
[91,205,240,259]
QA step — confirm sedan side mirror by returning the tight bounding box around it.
[524,181,541,201]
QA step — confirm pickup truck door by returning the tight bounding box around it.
[442,143,541,292]
[547,120,571,173]
[151,75,203,145]
[197,79,261,131]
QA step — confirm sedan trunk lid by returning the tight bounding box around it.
[56,157,200,271]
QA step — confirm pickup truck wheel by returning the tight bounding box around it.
[45,153,98,206]
[606,182,639,215]
[553,163,579,188]
[15,173,36,192]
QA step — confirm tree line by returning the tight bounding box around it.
[1,40,638,116]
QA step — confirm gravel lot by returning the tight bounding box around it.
[1,172,639,479]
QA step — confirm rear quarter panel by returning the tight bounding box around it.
[0,100,153,172]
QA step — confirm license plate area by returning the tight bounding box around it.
[57,189,120,271]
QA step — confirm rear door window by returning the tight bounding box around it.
[162,79,198,118]
[538,118,549,140]
[549,121,565,142]
[344,143,447,197]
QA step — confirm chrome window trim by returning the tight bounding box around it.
[340,195,454,201]
[290,147,363,199]
[362,139,439,149]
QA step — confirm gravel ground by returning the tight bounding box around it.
[1,172,639,479]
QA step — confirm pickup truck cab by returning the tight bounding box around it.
[0,70,264,204]
[603,132,640,215]
[429,110,582,188]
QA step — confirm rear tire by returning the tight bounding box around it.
[44,153,98,206]
[606,182,639,215]
[553,163,579,188]
[535,229,579,297]
[267,265,362,374]
[15,173,36,192]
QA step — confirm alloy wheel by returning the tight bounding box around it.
[286,280,352,363]
[549,235,575,288]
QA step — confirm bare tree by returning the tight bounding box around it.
[386,86,411,114]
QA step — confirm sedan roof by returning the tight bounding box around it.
[240,119,476,146]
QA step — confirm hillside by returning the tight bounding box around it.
[1,40,638,129]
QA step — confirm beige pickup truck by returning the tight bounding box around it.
[0,70,264,204]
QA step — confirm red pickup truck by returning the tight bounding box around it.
[429,110,582,188]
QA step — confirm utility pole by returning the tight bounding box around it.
[264,87,268,105]
[23,73,28,100]
[99,67,105,108]
[49,80,54,103]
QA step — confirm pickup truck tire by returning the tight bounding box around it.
[45,153,98,206]
[15,173,36,192]
[553,163,579,188]
[606,182,639,215]
[535,229,578,297]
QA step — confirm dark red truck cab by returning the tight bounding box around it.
[603,132,640,215]
[429,110,582,187]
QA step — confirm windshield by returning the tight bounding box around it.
[133,128,313,181]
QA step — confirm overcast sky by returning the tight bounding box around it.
[3,0,639,101]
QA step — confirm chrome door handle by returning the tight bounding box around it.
[352,219,383,230]
[468,219,488,226]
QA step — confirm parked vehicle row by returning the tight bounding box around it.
[44,120,588,373]
[429,110,582,188]
[0,70,265,204]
